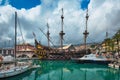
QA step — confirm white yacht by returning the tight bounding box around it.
[71,54,112,64]
[0,61,32,78]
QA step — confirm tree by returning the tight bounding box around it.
[110,39,115,51]
[104,38,111,52]
[113,29,120,54]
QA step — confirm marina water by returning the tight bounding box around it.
[2,60,120,80]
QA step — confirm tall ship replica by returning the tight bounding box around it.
[33,8,88,60]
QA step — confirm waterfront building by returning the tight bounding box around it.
[101,39,120,52]
[101,30,120,53]
[0,48,14,57]
[16,43,37,58]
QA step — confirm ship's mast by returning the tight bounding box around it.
[83,8,89,54]
[47,22,50,47]
[15,11,17,66]
[59,8,65,50]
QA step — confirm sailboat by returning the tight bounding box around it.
[0,12,32,78]
[33,8,73,60]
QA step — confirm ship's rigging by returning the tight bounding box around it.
[17,17,25,44]
[59,8,65,50]
[83,8,89,54]
[47,22,50,47]
[33,8,92,59]
[39,26,56,48]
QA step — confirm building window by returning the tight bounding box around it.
[0,50,2,54]
[8,50,11,54]
[3,50,6,54]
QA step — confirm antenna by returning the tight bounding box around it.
[106,31,108,39]
[83,8,89,54]
[59,8,65,50]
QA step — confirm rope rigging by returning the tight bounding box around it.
[17,17,25,44]
[39,27,56,48]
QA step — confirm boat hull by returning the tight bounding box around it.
[0,66,30,78]
[72,58,112,65]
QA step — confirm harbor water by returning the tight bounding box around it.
[1,60,120,80]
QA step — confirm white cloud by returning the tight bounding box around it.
[0,0,120,48]
[88,0,120,42]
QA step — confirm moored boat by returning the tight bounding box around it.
[114,64,119,69]
[71,53,112,64]
[0,12,33,78]
[0,62,32,78]
[108,61,120,69]
[108,63,115,68]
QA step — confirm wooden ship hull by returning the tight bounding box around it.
[34,39,87,60]
[33,8,88,60]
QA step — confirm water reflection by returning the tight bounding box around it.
[1,60,120,80]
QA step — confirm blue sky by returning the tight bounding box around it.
[10,0,41,9]
[81,0,90,10]
[1,0,41,9]
[0,0,90,10]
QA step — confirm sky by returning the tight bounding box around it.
[0,0,120,47]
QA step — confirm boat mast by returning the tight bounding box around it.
[83,8,89,54]
[59,8,65,50]
[47,22,50,47]
[15,11,17,65]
